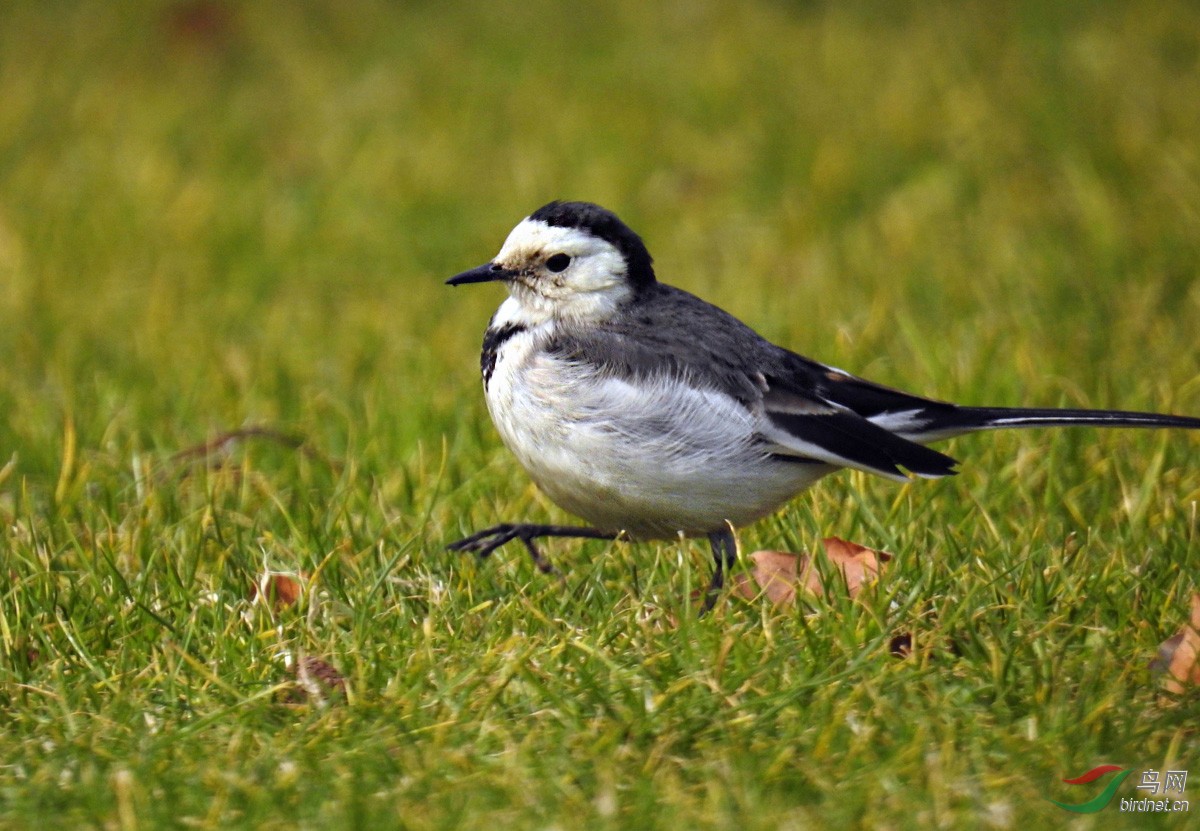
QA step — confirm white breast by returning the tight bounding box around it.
[483,319,832,538]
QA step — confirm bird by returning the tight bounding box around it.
[446,200,1200,611]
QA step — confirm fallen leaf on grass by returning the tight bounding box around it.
[249,572,306,609]
[733,537,892,605]
[733,549,805,604]
[1151,593,1200,694]
[279,655,347,707]
[820,537,892,593]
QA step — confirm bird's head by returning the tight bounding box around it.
[447,201,655,324]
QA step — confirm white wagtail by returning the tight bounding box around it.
[447,201,1200,610]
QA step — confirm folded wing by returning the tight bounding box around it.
[758,383,960,481]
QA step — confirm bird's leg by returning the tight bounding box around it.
[701,525,739,614]
[448,523,618,575]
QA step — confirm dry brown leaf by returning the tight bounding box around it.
[732,549,808,604]
[733,537,891,606]
[295,655,347,702]
[279,655,347,707]
[1153,593,1200,694]
[249,572,306,609]
[820,537,892,594]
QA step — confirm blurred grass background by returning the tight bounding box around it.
[1,0,1198,828]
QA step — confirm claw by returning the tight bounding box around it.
[447,523,618,576]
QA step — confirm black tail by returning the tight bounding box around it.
[928,406,1200,438]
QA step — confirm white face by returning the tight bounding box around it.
[490,218,632,324]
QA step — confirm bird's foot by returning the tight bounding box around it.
[448,523,618,575]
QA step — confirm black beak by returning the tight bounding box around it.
[446,262,516,286]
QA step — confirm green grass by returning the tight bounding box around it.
[2,0,1200,827]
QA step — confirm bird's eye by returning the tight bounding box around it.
[545,253,571,273]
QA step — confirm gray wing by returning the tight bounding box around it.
[545,283,960,481]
